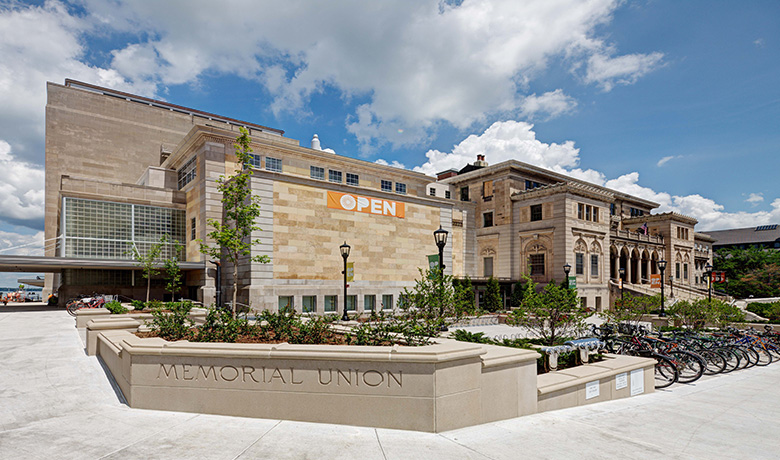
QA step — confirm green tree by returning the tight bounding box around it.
[200,128,270,314]
[714,246,780,298]
[130,235,167,302]
[401,268,470,329]
[483,276,502,312]
[164,239,184,300]
[603,293,661,327]
[510,280,525,309]
[453,276,476,315]
[507,278,591,345]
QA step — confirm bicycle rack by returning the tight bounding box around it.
[541,338,604,370]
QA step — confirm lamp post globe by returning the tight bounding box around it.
[563,263,571,289]
[658,259,667,317]
[340,242,351,321]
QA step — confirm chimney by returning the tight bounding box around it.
[311,134,322,150]
[474,154,488,167]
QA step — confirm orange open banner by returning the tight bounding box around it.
[327,191,405,218]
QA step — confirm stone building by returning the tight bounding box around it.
[43,79,714,310]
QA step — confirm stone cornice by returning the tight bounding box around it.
[623,212,698,226]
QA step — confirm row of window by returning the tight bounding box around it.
[177,157,197,189]
[676,227,690,240]
[577,203,599,222]
[575,253,600,277]
[277,294,396,313]
[428,187,452,199]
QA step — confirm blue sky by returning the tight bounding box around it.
[0,0,778,284]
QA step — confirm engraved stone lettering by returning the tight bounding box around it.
[337,369,351,386]
[362,370,383,387]
[198,365,217,381]
[182,364,194,380]
[242,366,260,383]
[388,370,402,387]
[290,368,303,385]
[270,367,286,383]
[157,363,178,379]
[220,365,239,382]
[318,369,332,385]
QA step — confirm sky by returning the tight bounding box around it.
[0,0,778,286]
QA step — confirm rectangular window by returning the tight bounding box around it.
[329,170,342,183]
[177,156,197,189]
[595,297,602,312]
[266,157,282,172]
[575,253,584,275]
[460,186,470,201]
[346,173,359,186]
[484,257,494,277]
[310,166,324,180]
[395,182,407,194]
[610,203,616,216]
[483,181,493,199]
[248,154,262,169]
[302,296,317,313]
[530,204,543,222]
[324,295,338,312]
[364,295,376,312]
[483,211,493,228]
[581,297,587,308]
[593,207,599,223]
[382,294,393,310]
[346,295,357,311]
[529,254,545,275]
[591,255,599,277]
[429,187,436,196]
[676,263,681,279]
[525,180,545,190]
[381,180,392,192]
[445,190,451,199]
[684,263,689,280]
[585,205,591,221]
[578,203,584,219]
[190,217,196,241]
[278,296,294,311]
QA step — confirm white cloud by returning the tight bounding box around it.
[0,141,44,229]
[754,38,765,47]
[656,155,680,167]
[519,90,578,120]
[584,51,665,91]
[375,158,407,169]
[412,120,779,231]
[72,0,661,154]
[746,193,764,205]
[0,230,44,257]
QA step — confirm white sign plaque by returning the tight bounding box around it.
[585,380,600,400]
[616,372,628,390]
[630,369,644,396]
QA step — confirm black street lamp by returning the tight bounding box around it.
[705,262,713,303]
[433,226,449,316]
[340,241,351,321]
[669,275,674,298]
[563,263,571,289]
[619,267,625,301]
[658,259,667,317]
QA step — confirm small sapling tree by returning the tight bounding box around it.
[130,235,167,303]
[200,128,270,315]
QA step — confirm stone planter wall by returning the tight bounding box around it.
[76,307,208,328]
[536,354,655,413]
[93,329,540,432]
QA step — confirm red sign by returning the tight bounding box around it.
[650,274,661,289]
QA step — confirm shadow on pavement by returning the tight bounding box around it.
[0,303,62,313]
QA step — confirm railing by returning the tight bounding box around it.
[610,229,664,244]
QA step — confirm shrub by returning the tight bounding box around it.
[147,299,164,310]
[105,300,128,314]
[147,301,193,340]
[482,276,502,312]
[130,299,145,311]
[747,301,780,322]
[194,307,252,343]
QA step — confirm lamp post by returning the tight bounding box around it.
[704,262,713,303]
[340,241,351,321]
[658,259,667,317]
[433,226,449,316]
[619,267,625,301]
[209,260,221,309]
[669,275,674,298]
[563,263,571,289]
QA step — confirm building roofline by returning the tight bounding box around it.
[623,211,698,226]
[441,159,659,209]
[61,79,285,135]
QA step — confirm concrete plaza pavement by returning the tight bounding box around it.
[2,307,780,459]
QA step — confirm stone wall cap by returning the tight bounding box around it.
[86,318,142,330]
[537,354,655,395]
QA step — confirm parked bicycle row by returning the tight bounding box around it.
[590,323,780,389]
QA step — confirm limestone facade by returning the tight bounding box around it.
[45,79,714,309]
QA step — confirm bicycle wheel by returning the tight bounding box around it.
[654,354,678,389]
[739,346,759,368]
[665,350,705,384]
[66,300,82,317]
[698,349,727,375]
[716,347,740,373]
[752,347,773,366]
